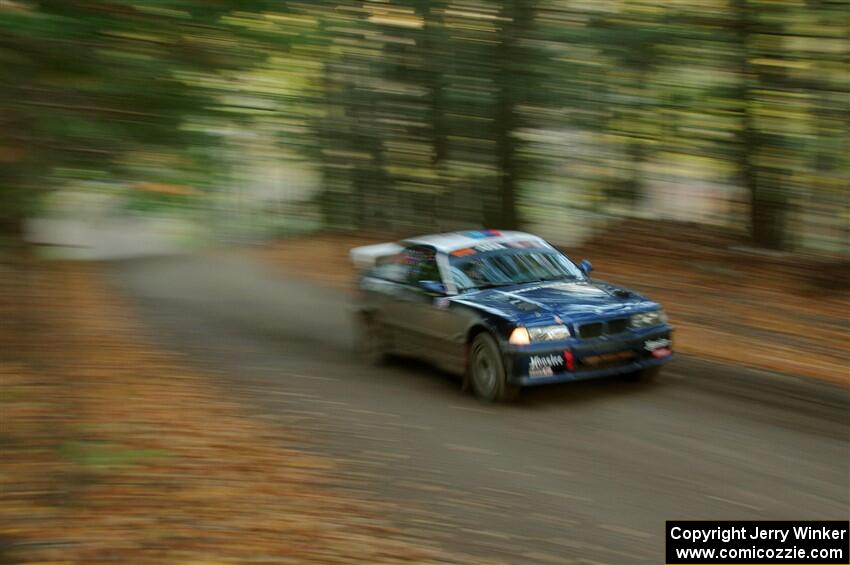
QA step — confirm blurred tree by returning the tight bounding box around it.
[422,0,448,169]
[731,0,766,247]
[1,0,846,251]
[732,0,849,249]
[0,0,270,239]
[733,0,788,249]
[590,8,670,206]
[492,0,536,230]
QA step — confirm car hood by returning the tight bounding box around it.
[452,279,655,324]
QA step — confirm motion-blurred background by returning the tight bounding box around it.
[1,0,848,254]
[2,3,849,564]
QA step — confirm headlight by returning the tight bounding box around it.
[509,325,571,345]
[509,327,530,345]
[629,309,668,329]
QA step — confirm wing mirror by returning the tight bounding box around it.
[418,280,447,296]
[579,259,593,275]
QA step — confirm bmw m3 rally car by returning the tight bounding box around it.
[351,230,673,401]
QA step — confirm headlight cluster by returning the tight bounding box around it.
[509,324,571,345]
[630,309,668,329]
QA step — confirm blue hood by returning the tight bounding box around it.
[453,279,655,325]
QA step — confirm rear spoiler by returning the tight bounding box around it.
[349,242,403,271]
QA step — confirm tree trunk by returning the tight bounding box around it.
[492,0,535,230]
[423,1,447,169]
[734,0,786,249]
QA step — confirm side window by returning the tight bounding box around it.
[369,256,407,283]
[402,246,441,285]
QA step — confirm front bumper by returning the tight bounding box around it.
[504,326,673,386]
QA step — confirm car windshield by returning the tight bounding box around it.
[450,249,584,292]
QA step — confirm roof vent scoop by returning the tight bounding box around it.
[613,289,633,299]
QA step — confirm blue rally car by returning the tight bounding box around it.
[351,230,673,401]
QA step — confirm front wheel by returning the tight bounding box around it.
[469,333,519,402]
[624,365,661,383]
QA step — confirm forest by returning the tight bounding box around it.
[1,0,848,251]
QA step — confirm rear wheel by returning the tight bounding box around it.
[357,313,388,365]
[469,333,519,402]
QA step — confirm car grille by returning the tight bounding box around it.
[578,318,629,339]
[577,350,635,371]
[579,322,604,338]
[607,318,628,334]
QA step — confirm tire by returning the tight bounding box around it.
[357,313,388,366]
[469,333,519,402]
[624,365,661,383]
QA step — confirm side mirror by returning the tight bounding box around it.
[579,259,593,275]
[418,280,447,296]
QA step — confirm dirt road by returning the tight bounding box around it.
[110,253,849,565]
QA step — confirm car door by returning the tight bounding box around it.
[378,245,437,358]
[393,247,469,369]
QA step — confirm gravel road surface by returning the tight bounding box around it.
[110,253,849,565]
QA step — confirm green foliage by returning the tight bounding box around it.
[0,0,264,230]
[59,440,171,470]
[0,0,847,249]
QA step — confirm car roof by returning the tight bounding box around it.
[402,230,551,253]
